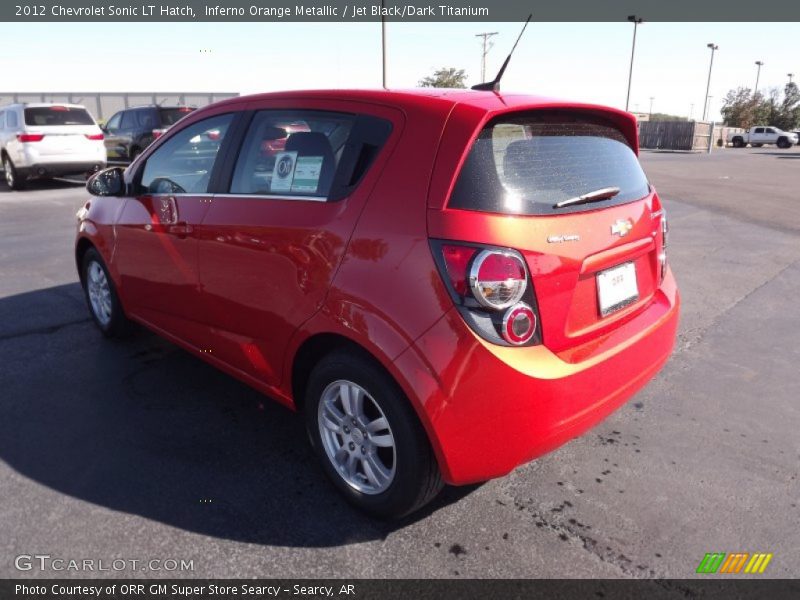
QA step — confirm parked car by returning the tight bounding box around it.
[0,103,106,190]
[727,126,798,148]
[76,89,680,518]
[102,105,195,162]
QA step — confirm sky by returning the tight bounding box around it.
[2,21,799,121]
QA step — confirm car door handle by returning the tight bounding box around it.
[169,221,193,238]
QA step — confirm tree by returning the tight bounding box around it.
[418,67,467,89]
[721,84,800,130]
[720,87,759,128]
[649,113,688,122]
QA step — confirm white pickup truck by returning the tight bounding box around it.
[727,126,799,149]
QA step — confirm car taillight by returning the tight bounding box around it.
[502,303,537,345]
[17,133,44,142]
[433,240,541,347]
[152,129,166,139]
[85,133,104,140]
[469,249,527,309]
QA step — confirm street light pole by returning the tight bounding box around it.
[706,96,713,120]
[649,96,654,118]
[754,60,764,95]
[789,73,795,85]
[625,15,643,111]
[475,31,499,82]
[702,43,718,121]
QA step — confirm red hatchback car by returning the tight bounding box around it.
[76,89,679,518]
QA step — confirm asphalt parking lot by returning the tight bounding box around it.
[1,146,799,581]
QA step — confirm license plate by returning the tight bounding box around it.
[597,262,639,316]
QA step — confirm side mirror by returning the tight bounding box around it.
[87,167,126,197]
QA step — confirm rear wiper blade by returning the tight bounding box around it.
[553,187,620,209]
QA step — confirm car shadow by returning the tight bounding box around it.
[0,283,478,548]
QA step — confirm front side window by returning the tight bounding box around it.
[230,110,355,199]
[24,106,94,126]
[754,127,765,134]
[139,113,233,195]
[449,112,650,215]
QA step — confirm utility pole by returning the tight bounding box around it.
[475,31,499,82]
[754,60,764,95]
[625,15,644,111]
[789,73,794,84]
[649,96,654,119]
[702,43,718,121]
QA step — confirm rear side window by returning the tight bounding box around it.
[120,111,137,129]
[230,110,355,199]
[24,106,94,126]
[449,113,650,215]
[158,107,195,127]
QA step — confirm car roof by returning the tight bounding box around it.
[212,88,577,109]
[7,102,89,109]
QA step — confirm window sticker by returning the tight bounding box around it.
[270,151,297,193]
[291,155,324,194]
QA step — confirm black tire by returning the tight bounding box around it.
[776,137,790,149]
[80,247,131,337]
[304,349,443,519]
[3,154,25,190]
[732,137,744,148]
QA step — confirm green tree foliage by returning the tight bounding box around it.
[649,113,688,122]
[721,84,800,130]
[418,67,467,89]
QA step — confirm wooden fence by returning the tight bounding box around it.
[638,120,746,151]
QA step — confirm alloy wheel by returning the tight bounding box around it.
[317,380,396,495]
[3,158,13,188]
[86,261,113,327]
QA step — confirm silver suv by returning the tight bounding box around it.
[0,103,107,190]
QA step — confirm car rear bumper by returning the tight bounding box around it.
[392,268,680,485]
[18,161,106,178]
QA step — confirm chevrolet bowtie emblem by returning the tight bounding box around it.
[611,219,633,237]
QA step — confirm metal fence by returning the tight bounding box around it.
[0,92,239,122]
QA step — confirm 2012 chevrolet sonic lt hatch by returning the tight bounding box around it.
[76,89,680,518]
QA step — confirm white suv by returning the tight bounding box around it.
[0,103,107,190]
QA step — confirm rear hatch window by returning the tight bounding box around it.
[158,107,195,127]
[449,112,649,215]
[24,106,95,126]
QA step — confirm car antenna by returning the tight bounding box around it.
[471,14,532,92]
